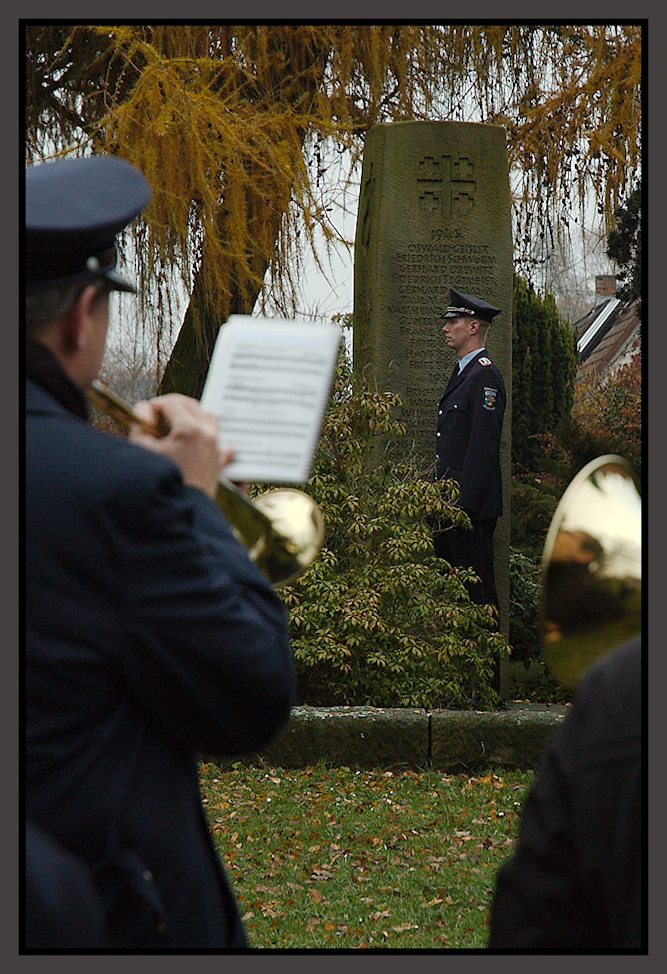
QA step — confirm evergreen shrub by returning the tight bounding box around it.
[508,546,540,663]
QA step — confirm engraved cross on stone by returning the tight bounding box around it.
[417,155,476,216]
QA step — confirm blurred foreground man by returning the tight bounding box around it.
[488,636,643,949]
[25,155,295,949]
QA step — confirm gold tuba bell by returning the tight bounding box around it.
[539,454,641,687]
[87,381,324,588]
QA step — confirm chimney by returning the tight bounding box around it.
[594,275,617,307]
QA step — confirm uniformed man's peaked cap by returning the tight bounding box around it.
[441,287,501,324]
[26,155,151,293]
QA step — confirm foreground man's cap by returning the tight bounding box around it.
[26,155,151,293]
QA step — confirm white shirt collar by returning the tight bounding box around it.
[458,348,485,373]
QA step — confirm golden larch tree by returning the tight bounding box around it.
[25,24,642,396]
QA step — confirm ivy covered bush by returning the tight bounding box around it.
[278,353,510,711]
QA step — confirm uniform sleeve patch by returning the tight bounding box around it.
[483,386,498,410]
[478,357,492,365]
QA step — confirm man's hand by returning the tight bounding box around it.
[129,394,234,499]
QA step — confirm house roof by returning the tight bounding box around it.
[572,297,641,374]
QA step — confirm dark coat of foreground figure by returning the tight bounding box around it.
[25,376,295,949]
[25,819,107,949]
[488,636,642,950]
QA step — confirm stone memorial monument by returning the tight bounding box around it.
[353,120,513,691]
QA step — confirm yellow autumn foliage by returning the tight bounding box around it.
[25,25,642,392]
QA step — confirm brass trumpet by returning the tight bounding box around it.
[87,380,325,587]
[539,455,641,687]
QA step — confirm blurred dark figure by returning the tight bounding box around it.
[488,635,642,949]
[25,821,107,949]
[25,155,295,949]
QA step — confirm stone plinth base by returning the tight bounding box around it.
[207,705,567,772]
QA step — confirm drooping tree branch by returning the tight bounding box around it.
[25,24,643,394]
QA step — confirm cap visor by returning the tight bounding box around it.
[105,269,137,293]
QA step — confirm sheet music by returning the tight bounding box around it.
[200,316,342,484]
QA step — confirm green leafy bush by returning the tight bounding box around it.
[510,474,561,561]
[507,548,574,702]
[508,546,540,663]
[280,353,510,711]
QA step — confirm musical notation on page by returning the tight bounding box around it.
[200,316,342,484]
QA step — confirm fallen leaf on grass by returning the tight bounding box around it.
[261,906,281,918]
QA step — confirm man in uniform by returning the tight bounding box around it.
[25,155,295,949]
[433,287,506,629]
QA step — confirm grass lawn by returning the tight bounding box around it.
[200,761,535,950]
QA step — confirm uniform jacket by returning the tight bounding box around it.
[436,350,505,520]
[25,376,296,949]
[488,636,642,949]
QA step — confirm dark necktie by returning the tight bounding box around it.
[445,362,460,393]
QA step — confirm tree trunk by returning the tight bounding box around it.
[160,32,331,399]
[159,260,267,399]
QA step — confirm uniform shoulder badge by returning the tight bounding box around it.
[483,386,498,410]
[478,356,491,366]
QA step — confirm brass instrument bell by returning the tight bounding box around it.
[87,381,324,587]
[539,455,641,687]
